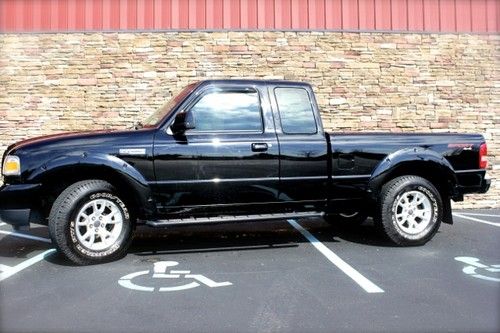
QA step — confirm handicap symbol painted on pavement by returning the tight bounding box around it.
[455,257,500,282]
[118,261,232,292]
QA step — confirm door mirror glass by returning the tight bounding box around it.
[170,111,195,134]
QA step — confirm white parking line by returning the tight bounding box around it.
[0,230,52,243]
[456,212,500,218]
[287,219,384,294]
[453,213,500,228]
[0,249,56,282]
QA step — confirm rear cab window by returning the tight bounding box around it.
[274,87,317,134]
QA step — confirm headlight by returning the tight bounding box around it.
[2,155,21,176]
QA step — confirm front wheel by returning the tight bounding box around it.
[48,180,134,265]
[376,175,442,246]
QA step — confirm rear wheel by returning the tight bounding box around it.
[376,175,442,246]
[48,180,134,265]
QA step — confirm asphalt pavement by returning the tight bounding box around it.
[0,209,499,333]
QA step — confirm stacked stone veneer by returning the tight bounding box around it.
[0,31,498,207]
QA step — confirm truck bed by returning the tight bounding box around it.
[329,132,485,175]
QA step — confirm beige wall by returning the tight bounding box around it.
[0,31,498,207]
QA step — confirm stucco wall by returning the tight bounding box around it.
[0,31,498,207]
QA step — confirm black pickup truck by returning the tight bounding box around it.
[0,80,490,264]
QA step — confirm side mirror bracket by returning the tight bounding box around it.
[170,112,195,135]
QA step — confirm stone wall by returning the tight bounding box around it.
[0,31,498,207]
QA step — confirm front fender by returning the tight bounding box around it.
[27,152,154,216]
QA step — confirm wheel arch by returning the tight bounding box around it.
[29,154,155,221]
[368,148,457,224]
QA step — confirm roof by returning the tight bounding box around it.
[196,79,312,88]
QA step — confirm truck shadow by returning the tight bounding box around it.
[42,218,403,266]
[128,218,398,258]
[131,222,304,257]
[0,225,52,259]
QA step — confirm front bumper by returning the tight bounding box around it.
[0,183,42,230]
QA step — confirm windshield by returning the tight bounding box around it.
[142,83,197,127]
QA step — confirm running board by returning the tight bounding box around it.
[145,211,324,227]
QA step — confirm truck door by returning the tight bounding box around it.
[270,85,329,210]
[154,84,280,216]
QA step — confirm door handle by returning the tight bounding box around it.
[251,143,268,152]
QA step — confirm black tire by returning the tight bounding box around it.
[376,175,442,246]
[325,210,368,226]
[48,180,134,265]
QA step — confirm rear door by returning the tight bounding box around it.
[270,85,329,210]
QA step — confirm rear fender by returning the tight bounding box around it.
[368,147,457,224]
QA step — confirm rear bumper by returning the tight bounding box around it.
[0,183,42,230]
[455,170,491,196]
[480,174,491,193]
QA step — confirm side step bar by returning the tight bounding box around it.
[145,211,324,227]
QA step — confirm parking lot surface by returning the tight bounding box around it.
[1,209,499,333]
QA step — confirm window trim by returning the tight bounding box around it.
[274,87,318,135]
[183,86,265,134]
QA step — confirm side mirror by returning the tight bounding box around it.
[171,112,195,134]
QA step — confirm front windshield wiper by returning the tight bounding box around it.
[133,121,143,130]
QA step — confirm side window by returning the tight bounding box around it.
[274,87,317,134]
[188,90,263,132]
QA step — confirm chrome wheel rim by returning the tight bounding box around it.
[75,199,124,251]
[394,190,432,235]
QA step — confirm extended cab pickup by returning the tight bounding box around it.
[0,80,490,264]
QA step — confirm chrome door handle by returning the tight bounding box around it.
[251,143,268,152]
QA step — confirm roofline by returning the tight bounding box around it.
[195,79,312,87]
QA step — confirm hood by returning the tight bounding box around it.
[6,128,156,157]
[6,130,113,153]
[2,128,156,182]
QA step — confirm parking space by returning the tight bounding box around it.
[0,209,499,333]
